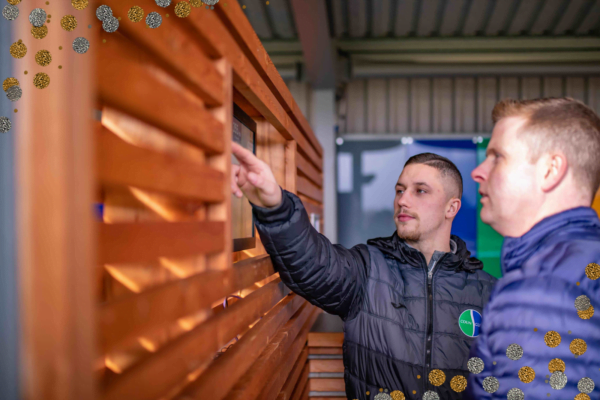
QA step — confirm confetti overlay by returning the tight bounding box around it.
[518,366,535,383]
[506,344,523,361]
[128,6,144,22]
[544,331,561,348]
[60,15,77,31]
[146,12,162,28]
[428,370,445,387]
[549,371,567,390]
[422,391,439,400]
[33,72,50,89]
[6,85,22,102]
[0,117,11,133]
[29,8,47,27]
[467,357,484,374]
[374,393,391,400]
[578,305,594,319]
[96,5,112,21]
[191,0,202,7]
[71,0,88,10]
[175,1,191,17]
[570,338,587,356]
[450,375,467,392]
[585,263,600,280]
[72,37,90,54]
[575,394,591,400]
[390,390,405,400]
[482,376,499,394]
[2,4,19,21]
[548,358,565,373]
[507,388,524,400]
[10,40,27,59]
[8,0,21,5]
[35,50,52,66]
[203,0,219,5]
[3,78,19,92]
[575,295,591,311]
[156,0,172,7]
[578,377,594,394]
[102,16,119,32]
[31,25,48,39]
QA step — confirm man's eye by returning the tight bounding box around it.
[396,190,403,194]
[418,190,426,194]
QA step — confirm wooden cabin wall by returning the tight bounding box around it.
[16,1,324,400]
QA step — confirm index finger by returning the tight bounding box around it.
[231,142,262,167]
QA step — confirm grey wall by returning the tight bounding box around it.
[0,16,19,400]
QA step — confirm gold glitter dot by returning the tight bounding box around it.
[3,78,19,92]
[46,1,49,4]
[379,388,383,392]
[417,375,421,379]
[59,46,63,50]
[14,109,17,113]
[577,281,581,286]
[61,15,77,31]
[570,338,587,356]
[568,330,572,334]
[191,0,202,7]
[548,358,565,373]
[47,19,50,23]
[534,328,538,332]
[493,361,497,365]
[31,25,48,39]
[35,50,52,67]
[48,15,51,18]
[390,390,405,400]
[429,369,445,386]
[166,13,169,17]
[33,72,50,89]
[575,394,591,400]
[9,41,27,59]
[175,1,191,17]
[102,39,107,43]
[518,366,535,383]
[128,6,144,22]
[7,0,21,5]
[586,263,600,280]
[71,0,89,10]
[578,305,594,319]
[366,391,370,395]
[58,65,62,69]
[242,5,246,9]
[545,380,548,383]
[544,331,561,348]
[266,0,269,4]
[24,71,28,75]
[450,375,467,393]
[412,391,416,395]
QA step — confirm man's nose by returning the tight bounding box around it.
[471,163,485,183]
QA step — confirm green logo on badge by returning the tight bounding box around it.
[458,309,482,337]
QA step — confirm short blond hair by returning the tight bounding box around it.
[492,97,600,198]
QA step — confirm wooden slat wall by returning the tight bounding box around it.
[307,333,345,400]
[17,1,323,399]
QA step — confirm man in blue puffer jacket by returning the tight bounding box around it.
[466,97,600,399]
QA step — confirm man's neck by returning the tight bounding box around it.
[404,235,453,265]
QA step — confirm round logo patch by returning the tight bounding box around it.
[458,309,482,337]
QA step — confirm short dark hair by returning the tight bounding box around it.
[404,153,463,200]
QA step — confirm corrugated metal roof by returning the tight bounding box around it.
[243,0,600,40]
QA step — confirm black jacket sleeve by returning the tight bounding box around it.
[251,188,370,320]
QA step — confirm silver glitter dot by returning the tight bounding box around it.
[102,16,119,33]
[0,117,12,134]
[72,37,90,54]
[550,371,567,390]
[6,85,21,102]
[506,344,523,361]
[507,388,524,400]
[374,393,392,400]
[482,376,500,394]
[29,8,46,27]
[422,391,439,400]
[2,4,19,21]
[578,377,595,394]
[575,295,591,311]
[155,0,172,7]
[146,11,162,28]
[203,0,219,5]
[96,5,112,21]
[467,357,484,374]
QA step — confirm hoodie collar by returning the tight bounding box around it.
[501,206,600,275]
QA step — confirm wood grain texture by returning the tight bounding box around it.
[308,333,344,347]
[297,176,324,203]
[276,349,308,400]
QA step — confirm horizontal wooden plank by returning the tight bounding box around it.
[177,294,306,400]
[98,220,224,265]
[308,333,344,348]
[101,0,224,107]
[215,2,323,157]
[308,348,343,355]
[297,177,323,203]
[183,8,323,170]
[298,195,323,217]
[97,30,224,154]
[284,363,309,400]
[103,279,288,400]
[97,125,224,203]
[277,349,308,400]
[309,360,344,373]
[309,379,345,392]
[296,153,322,188]
[260,342,308,400]
[225,305,319,400]
[99,255,275,352]
[309,398,346,400]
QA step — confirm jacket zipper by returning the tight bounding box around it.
[424,255,445,394]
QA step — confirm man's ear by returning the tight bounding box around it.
[540,152,568,193]
[447,197,461,219]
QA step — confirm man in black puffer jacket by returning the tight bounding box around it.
[231,144,497,400]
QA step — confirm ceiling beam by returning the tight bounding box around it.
[289,0,336,89]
